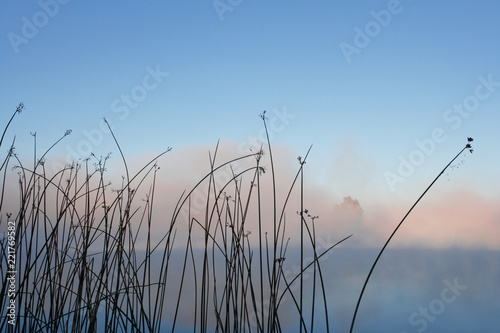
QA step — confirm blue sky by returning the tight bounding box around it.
[2,1,499,200]
[1,1,500,331]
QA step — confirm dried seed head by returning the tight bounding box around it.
[16,102,25,113]
[259,110,267,120]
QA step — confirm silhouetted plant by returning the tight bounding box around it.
[0,103,474,332]
[349,137,474,333]
[1,104,351,332]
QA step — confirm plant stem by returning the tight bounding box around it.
[349,142,472,333]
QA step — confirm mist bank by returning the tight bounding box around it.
[125,247,499,332]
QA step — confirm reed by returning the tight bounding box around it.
[1,104,353,332]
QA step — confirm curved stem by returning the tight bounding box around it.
[350,143,471,333]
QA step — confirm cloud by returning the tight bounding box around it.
[324,137,380,198]
[389,188,500,249]
[110,143,500,251]
[4,140,498,251]
[2,140,499,331]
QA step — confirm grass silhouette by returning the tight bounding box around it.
[349,137,474,332]
[0,103,473,332]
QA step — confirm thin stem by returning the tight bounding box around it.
[350,141,473,333]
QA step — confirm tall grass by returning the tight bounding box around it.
[0,105,352,332]
[0,104,474,332]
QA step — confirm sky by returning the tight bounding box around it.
[1,1,499,331]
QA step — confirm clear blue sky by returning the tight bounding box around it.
[1,1,499,330]
[1,0,499,199]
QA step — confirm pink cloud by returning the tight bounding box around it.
[7,141,497,251]
[109,142,500,251]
